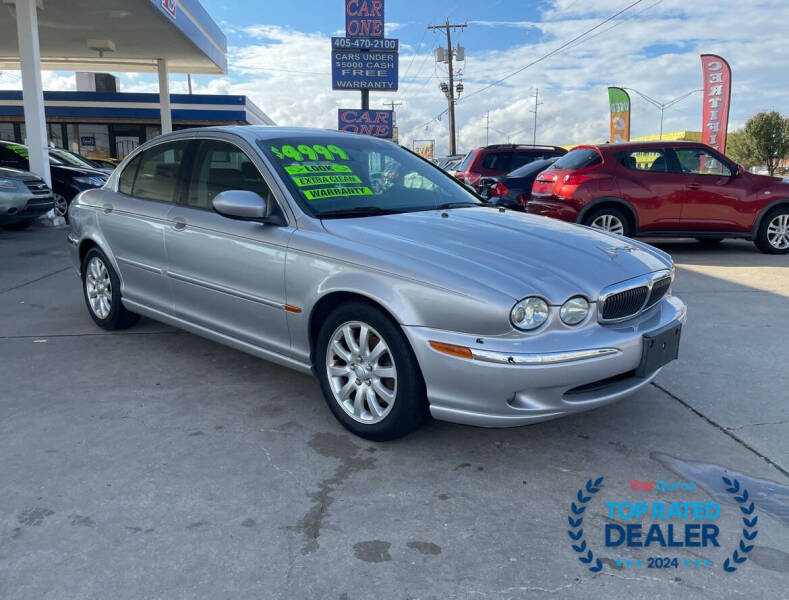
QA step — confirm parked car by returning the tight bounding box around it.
[437,154,464,170]
[49,148,115,174]
[0,166,54,229]
[478,157,559,209]
[0,140,108,220]
[454,144,567,191]
[67,126,686,440]
[528,141,789,254]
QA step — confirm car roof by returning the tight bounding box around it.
[154,126,387,144]
[580,140,708,153]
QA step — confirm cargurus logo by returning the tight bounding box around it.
[630,479,697,491]
[566,476,759,574]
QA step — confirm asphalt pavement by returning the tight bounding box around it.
[1,226,787,599]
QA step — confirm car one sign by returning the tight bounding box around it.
[345,0,384,37]
[338,109,393,138]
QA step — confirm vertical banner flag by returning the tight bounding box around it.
[608,87,631,142]
[700,54,731,154]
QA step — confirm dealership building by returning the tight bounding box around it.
[0,84,274,160]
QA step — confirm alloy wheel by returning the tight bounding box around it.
[53,194,68,218]
[85,256,112,319]
[325,321,397,424]
[766,213,789,250]
[590,214,625,235]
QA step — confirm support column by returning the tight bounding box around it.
[14,0,50,186]
[157,58,172,134]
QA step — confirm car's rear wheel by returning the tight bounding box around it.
[583,206,633,237]
[81,248,140,330]
[315,301,427,441]
[755,208,789,254]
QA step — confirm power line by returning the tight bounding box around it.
[459,0,646,103]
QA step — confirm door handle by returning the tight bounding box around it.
[102,203,113,214]
[171,217,187,231]
[687,184,700,191]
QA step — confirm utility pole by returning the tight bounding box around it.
[428,19,467,155]
[381,100,403,123]
[623,87,703,140]
[530,88,542,145]
[485,110,489,146]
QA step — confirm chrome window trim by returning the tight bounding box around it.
[597,269,673,324]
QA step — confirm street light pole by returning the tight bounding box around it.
[623,87,703,140]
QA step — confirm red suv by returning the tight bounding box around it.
[528,141,789,254]
[454,144,567,190]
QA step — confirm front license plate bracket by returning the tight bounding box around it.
[636,323,682,377]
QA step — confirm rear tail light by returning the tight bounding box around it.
[562,173,593,186]
[490,182,509,197]
[455,172,465,180]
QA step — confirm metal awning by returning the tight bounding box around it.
[0,0,227,73]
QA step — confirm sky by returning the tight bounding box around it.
[2,0,788,156]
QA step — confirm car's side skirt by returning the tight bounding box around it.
[122,299,314,375]
[635,231,751,239]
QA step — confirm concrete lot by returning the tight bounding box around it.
[1,226,787,599]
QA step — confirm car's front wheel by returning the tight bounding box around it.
[81,247,140,330]
[53,192,70,222]
[583,206,633,237]
[755,207,789,254]
[315,301,427,441]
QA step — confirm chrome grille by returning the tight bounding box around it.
[24,179,51,195]
[645,276,671,309]
[598,269,673,323]
[601,286,649,320]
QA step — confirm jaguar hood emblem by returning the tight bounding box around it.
[600,245,637,259]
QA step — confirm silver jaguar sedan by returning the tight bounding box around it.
[67,127,686,440]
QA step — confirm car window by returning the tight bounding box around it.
[257,136,479,218]
[552,148,602,170]
[131,141,189,203]
[671,147,732,176]
[0,144,29,169]
[508,157,559,178]
[118,153,142,195]
[456,150,475,172]
[186,139,278,215]
[617,149,668,172]
[481,152,511,171]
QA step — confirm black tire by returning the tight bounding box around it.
[582,206,634,237]
[3,219,34,230]
[315,301,427,441]
[81,247,140,330]
[754,207,789,254]
[53,191,71,223]
[696,237,724,246]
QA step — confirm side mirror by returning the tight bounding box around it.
[736,165,745,177]
[213,190,268,220]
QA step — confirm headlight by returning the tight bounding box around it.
[74,176,107,187]
[560,296,590,326]
[0,177,18,190]
[510,297,549,331]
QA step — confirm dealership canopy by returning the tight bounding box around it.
[0,0,227,186]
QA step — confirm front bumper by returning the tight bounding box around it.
[403,295,686,427]
[525,197,578,222]
[0,192,54,223]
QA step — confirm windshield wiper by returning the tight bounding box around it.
[317,206,402,219]
[434,202,479,210]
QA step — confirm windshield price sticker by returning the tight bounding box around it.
[293,174,362,187]
[271,144,350,162]
[285,164,352,175]
[304,186,373,200]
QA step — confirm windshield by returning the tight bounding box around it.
[52,150,96,169]
[258,136,480,218]
[551,148,602,171]
[508,157,559,178]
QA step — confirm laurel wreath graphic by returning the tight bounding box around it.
[721,476,759,573]
[567,476,604,573]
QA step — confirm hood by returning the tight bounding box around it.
[322,207,671,302]
[0,166,36,180]
[51,164,106,176]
